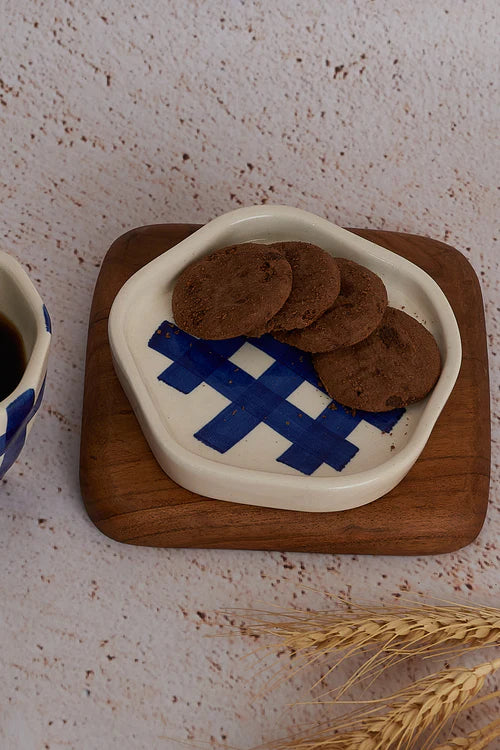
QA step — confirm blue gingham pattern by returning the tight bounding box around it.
[43,304,52,333]
[0,304,51,479]
[149,321,405,475]
[0,380,46,479]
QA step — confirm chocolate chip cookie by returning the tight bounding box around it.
[266,241,340,331]
[274,258,387,352]
[172,243,292,339]
[313,307,442,411]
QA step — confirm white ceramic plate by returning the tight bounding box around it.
[108,206,461,512]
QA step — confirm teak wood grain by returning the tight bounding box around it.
[80,225,490,554]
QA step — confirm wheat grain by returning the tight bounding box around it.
[432,716,500,749]
[230,602,500,694]
[266,658,500,750]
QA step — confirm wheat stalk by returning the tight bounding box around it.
[266,658,500,750]
[229,601,500,694]
[432,716,500,749]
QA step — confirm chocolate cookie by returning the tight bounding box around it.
[266,241,340,331]
[313,307,442,412]
[274,258,388,352]
[172,243,292,339]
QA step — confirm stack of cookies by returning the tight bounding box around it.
[172,241,441,412]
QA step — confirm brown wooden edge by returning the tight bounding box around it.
[80,225,490,554]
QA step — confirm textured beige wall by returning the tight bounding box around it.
[1,1,499,748]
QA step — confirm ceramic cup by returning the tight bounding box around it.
[0,250,51,479]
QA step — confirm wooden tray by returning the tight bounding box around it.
[80,225,490,554]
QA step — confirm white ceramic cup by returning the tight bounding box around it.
[0,251,51,479]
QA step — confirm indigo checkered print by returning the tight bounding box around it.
[148,322,404,475]
[0,304,51,478]
[0,380,46,479]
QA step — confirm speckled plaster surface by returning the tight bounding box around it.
[0,1,499,748]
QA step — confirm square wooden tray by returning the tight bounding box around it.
[80,225,490,554]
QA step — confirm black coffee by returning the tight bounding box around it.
[0,312,26,401]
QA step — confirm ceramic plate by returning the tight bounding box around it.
[108,206,461,512]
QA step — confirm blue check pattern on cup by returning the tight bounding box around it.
[149,321,405,475]
[0,381,46,479]
[0,304,51,480]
